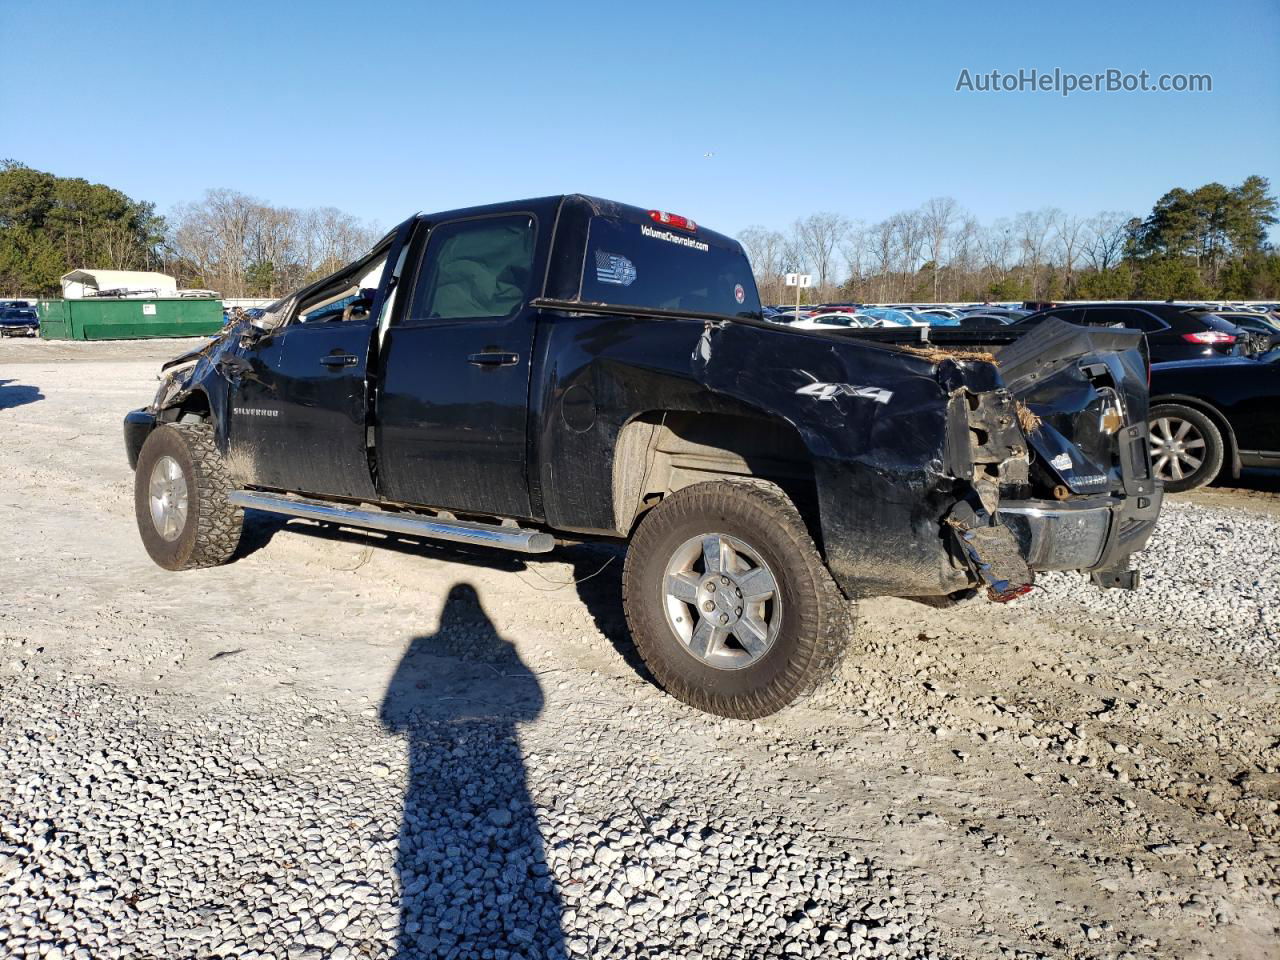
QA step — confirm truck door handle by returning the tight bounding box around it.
[320,353,358,368]
[468,352,519,367]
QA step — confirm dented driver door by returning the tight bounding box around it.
[228,312,378,500]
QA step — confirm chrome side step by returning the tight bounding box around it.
[227,490,556,554]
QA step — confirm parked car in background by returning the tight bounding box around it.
[955,313,1019,329]
[919,308,961,321]
[1213,310,1280,350]
[766,310,810,324]
[858,307,926,327]
[0,305,39,337]
[1148,351,1280,491]
[958,307,1029,323]
[1016,302,1261,363]
[913,310,959,326]
[788,312,872,331]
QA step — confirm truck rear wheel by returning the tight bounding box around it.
[133,422,243,570]
[622,479,852,719]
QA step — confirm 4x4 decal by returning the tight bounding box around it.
[795,381,894,404]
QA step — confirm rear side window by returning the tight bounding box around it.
[407,216,535,322]
[1023,308,1085,325]
[1089,308,1166,332]
[1198,312,1244,333]
[1221,314,1264,332]
[580,216,760,318]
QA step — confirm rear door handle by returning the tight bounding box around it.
[468,352,519,367]
[320,354,358,368]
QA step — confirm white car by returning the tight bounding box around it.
[789,312,870,331]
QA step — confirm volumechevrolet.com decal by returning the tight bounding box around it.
[640,223,710,252]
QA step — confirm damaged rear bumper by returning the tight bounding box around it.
[997,490,1162,575]
[948,488,1162,599]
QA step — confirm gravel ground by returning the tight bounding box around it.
[1029,502,1280,673]
[1,338,1278,959]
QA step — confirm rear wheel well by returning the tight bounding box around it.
[613,411,821,544]
[1150,394,1239,477]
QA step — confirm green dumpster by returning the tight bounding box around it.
[37,298,225,340]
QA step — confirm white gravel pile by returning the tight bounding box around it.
[1031,501,1280,670]
[0,675,936,960]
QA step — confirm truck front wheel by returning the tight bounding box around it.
[133,422,243,571]
[622,479,852,719]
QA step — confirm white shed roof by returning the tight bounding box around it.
[61,270,178,298]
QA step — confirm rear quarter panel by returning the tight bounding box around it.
[532,314,975,597]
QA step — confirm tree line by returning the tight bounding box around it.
[740,176,1280,305]
[4,161,1276,305]
[0,160,380,298]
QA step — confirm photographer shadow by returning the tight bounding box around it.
[380,583,565,959]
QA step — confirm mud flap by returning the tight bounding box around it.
[947,501,1034,603]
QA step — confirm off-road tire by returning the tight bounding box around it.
[1149,403,1224,493]
[622,479,853,719]
[134,422,243,570]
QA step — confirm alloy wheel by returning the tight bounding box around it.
[661,532,782,669]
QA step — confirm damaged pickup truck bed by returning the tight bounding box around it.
[123,195,1161,718]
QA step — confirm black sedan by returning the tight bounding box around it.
[1148,351,1280,491]
[1017,302,1258,363]
[0,306,39,337]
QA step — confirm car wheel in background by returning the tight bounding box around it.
[1148,403,1225,493]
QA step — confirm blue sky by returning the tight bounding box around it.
[3,0,1278,236]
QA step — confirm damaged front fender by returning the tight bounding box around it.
[143,324,248,452]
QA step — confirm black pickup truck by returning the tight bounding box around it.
[124,195,1162,718]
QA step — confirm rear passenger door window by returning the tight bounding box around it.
[404,216,535,324]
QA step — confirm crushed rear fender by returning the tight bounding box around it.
[692,320,1019,597]
[691,317,1159,599]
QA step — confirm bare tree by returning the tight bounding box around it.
[1051,212,1086,296]
[869,219,896,303]
[1083,211,1133,272]
[920,197,958,302]
[793,212,849,298]
[1014,208,1055,298]
[889,211,924,300]
[840,223,869,299]
[978,219,1014,294]
[737,226,788,305]
[168,190,379,297]
[947,215,981,298]
[745,200,1149,305]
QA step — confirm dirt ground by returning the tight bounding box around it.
[1,336,1277,959]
